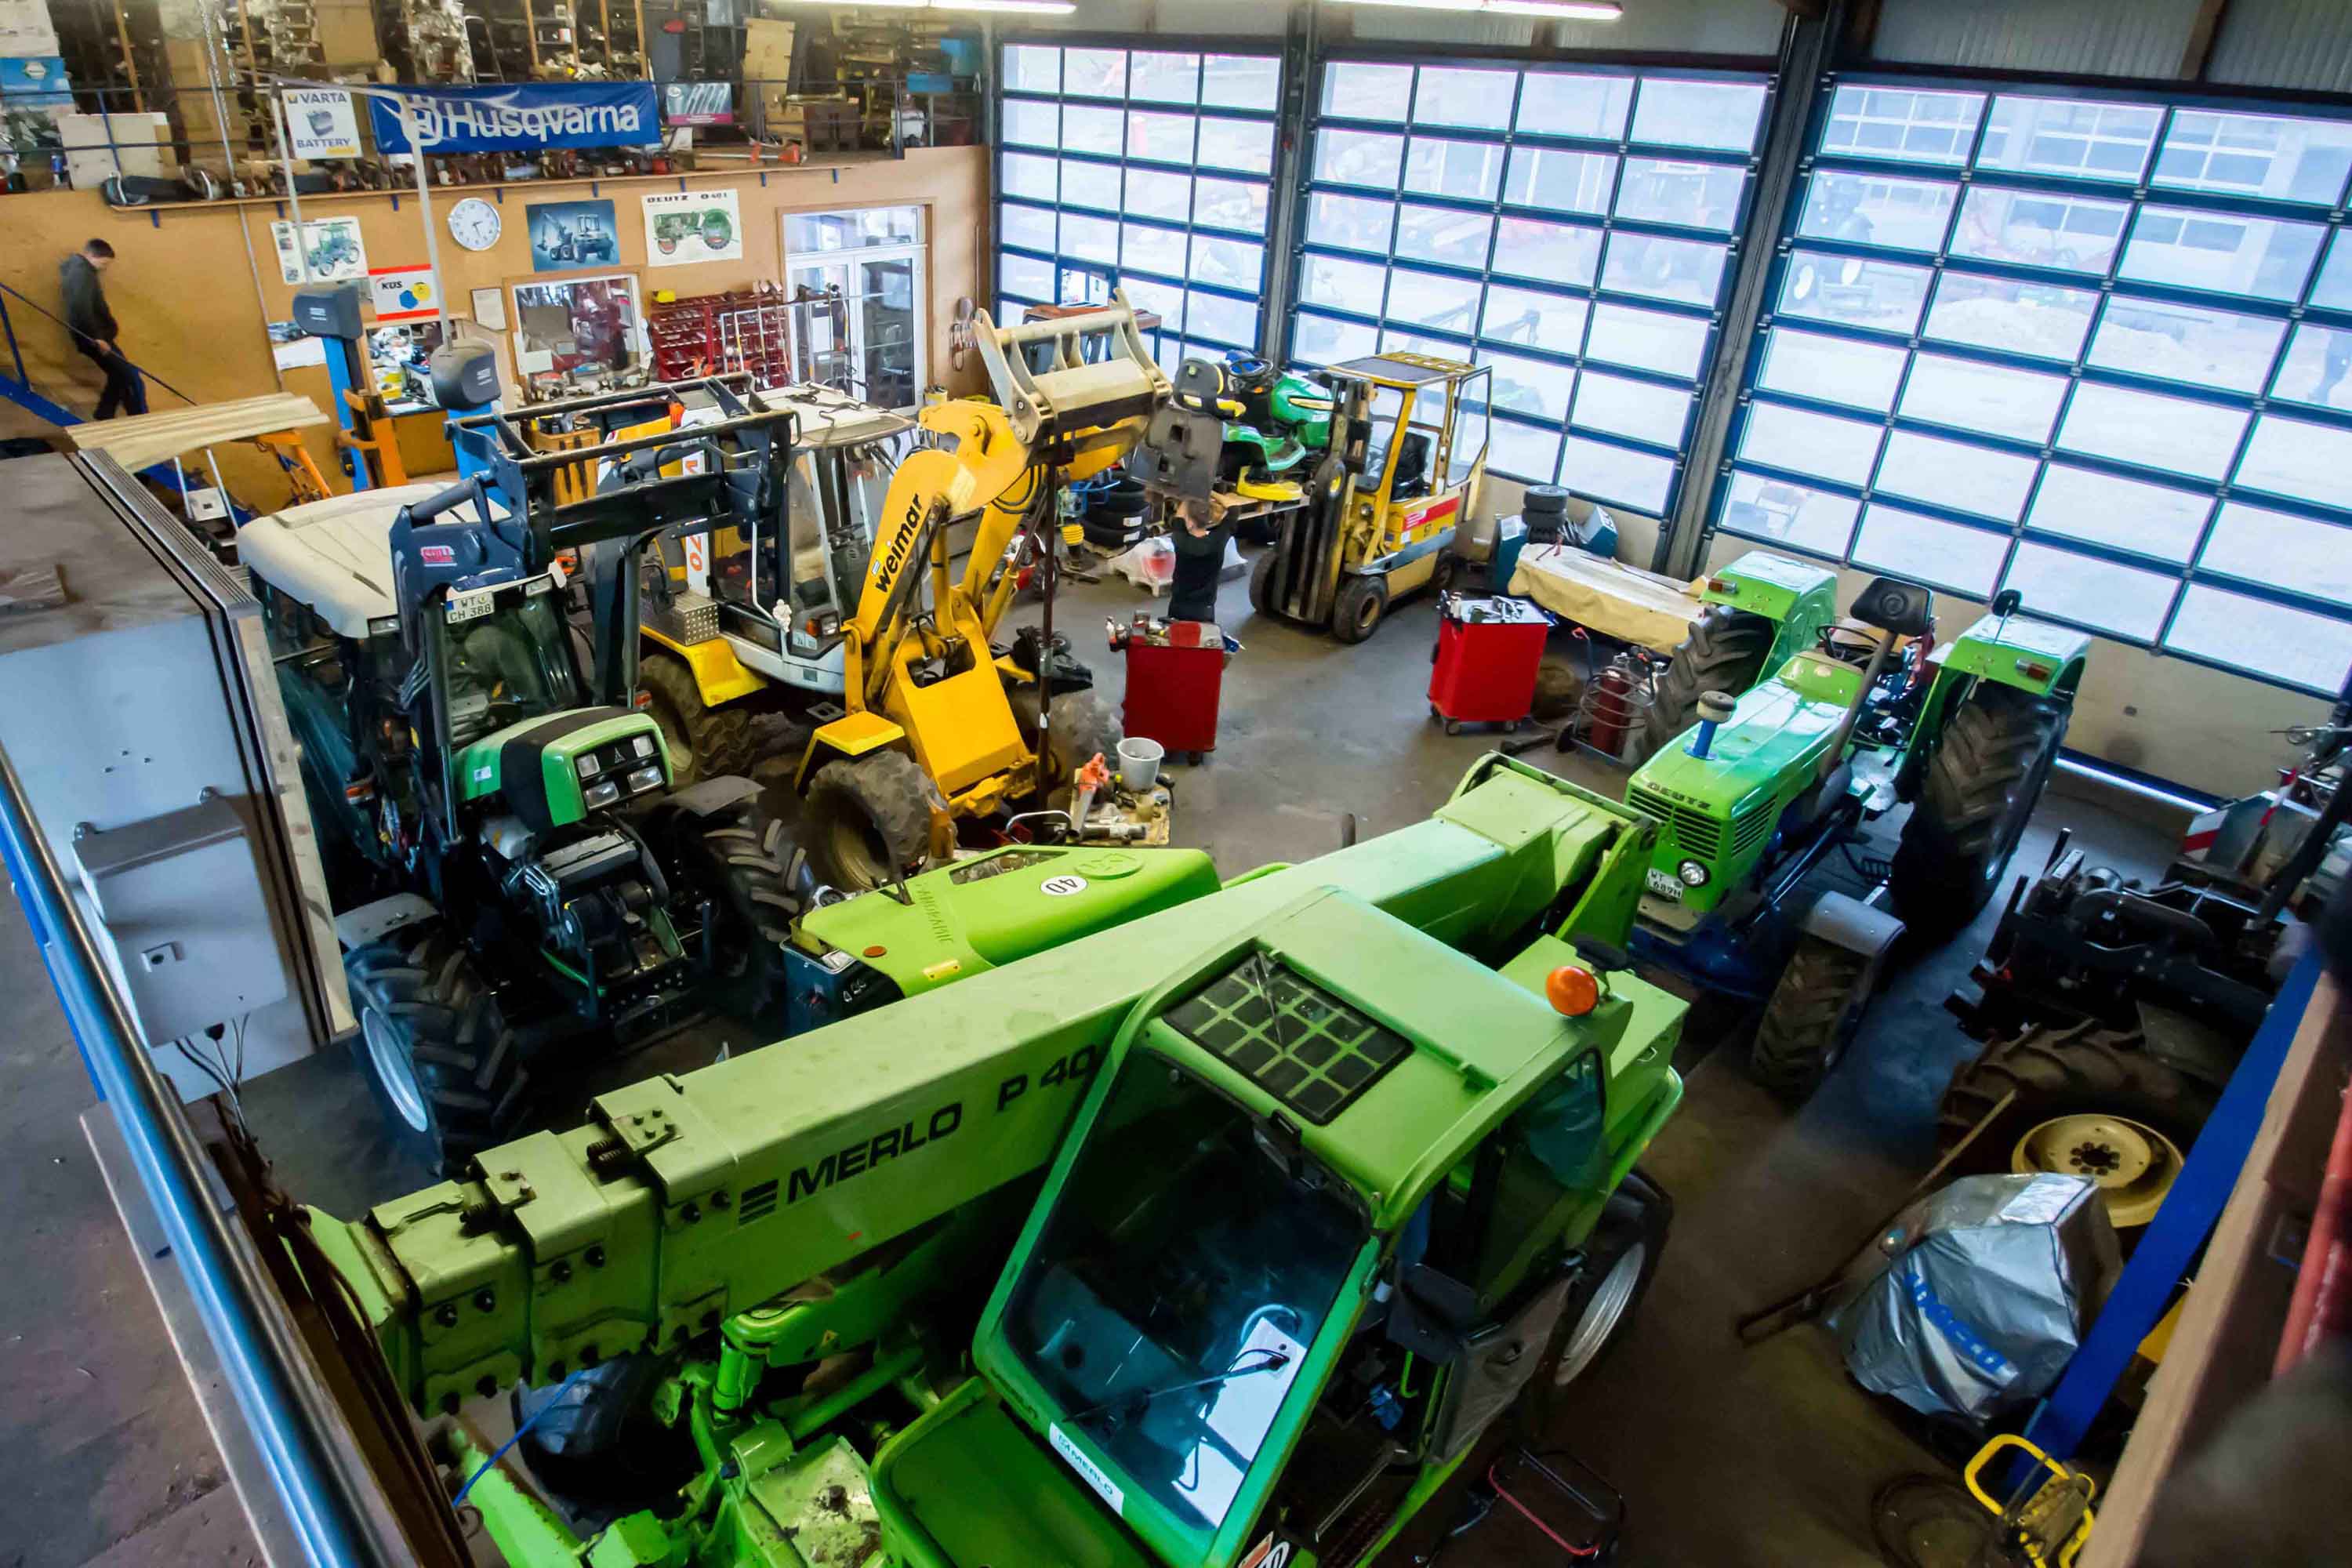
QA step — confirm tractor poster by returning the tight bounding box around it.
[270,216,368,285]
[525,198,621,273]
[641,188,743,267]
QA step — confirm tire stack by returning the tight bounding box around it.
[1521,483,1571,546]
[1080,474,1150,550]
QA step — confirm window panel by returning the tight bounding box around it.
[2000,542,2179,640]
[1062,49,1126,99]
[1323,62,1413,122]
[1123,277,1185,335]
[1875,430,2038,521]
[1203,55,1279,112]
[1005,45,1058,95]
[1196,116,1275,176]
[1058,160,1119,211]
[1381,327,1470,361]
[1740,400,1884,487]
[1000,202,1055,253]
[1586,303,1708,378]
[1563,436,1675,513]
[1572,371,1690,449]
[2165,584,2352,692]
[1130,53,1200,107]
[1063,212,1120,265]
[1976,96,2160,183]
[2154,111,2352,205]
[1122,169,1191,223]
[1630,78,1766,152]
[1385,267,1483,336]
[2237,413,2352,510]
[1395,204,1494,271]
[1757,327,1908,412]
[2313,234,2352,311]
[2088,298,2285,394]
[1721,470,1861,557]
[1798,170,1957,253]
[1060,103,1123,156]
[1000,252,1054,301]
[1479,350,1576,423]
[2024,463,2213,564]
[1922,272,2098,361]
[2056,383,2249,482]
[1851,505,2009,596]
[1899,353,2067,444]
[1306,192,1396,254]
[1002,152,1055,203]
[1191,234,1265,294]
[1949,186,2127,274]
[1116,220,1182,274]
[1615,158,1746,233]
[1315,129,1403,191]
[2201,502,2352,608]
[1502,147,1617,217]
[1295,311,1377,366]
[1404,138,1505,204]
[1777,249,1932,335]
[1192,176,1269,236]
[1602,233,1727,306]
[1003,98,1057,149]
[1822,85,1984,167]
[1514,72,1633,141]
[1479,285,1589,352]
[1298,252,1388,315]
[1414,67,1515,132]
[1490,419,1563,483]
[1126,111,1195,165]
[2270,322,2352,412]
[1492,217,1602,289]
[2118,205,2325,303]
[1186,291,1258,349]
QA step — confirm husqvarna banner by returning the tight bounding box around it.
[366,82,659,154]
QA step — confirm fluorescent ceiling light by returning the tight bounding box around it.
[1328,0,1621,15]
[930,0,1078,10]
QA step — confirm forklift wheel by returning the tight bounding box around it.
[344,924,527,1178]
[1248,549,1280,619]
[1750,935,1873,1101]
[1331,575,1388,644]
[804,751,933,894]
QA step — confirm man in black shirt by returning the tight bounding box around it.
[59,238,145,419]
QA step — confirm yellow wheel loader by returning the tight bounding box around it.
[794,294,1174,891]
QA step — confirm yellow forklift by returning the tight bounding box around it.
[1249,351,1491,643]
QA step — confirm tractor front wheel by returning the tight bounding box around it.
[674,800,798,1020]
[1519,1170,1671,1436]
[345,924,526,1178]
[1331,575,1388,644]
[804,751,933,894]
[1010,683,1123,797]
[1750,935,1874,1100]
[641,651,757,789]
[1890,683,2067,941]
[1632,605,1773,764]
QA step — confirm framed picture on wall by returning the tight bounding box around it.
[524,199,621,274]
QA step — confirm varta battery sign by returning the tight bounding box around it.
[367,82,660,154]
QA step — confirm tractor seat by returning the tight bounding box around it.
[1391,432,1432,498]
[1846,575,1934,639]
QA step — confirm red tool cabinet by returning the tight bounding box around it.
[1428,594,1552,735]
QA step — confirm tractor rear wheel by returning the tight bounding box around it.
[804,751,933,894]
[1632,606,1773,764]
[1331,575,1388,644]
[1891,683,2067,942]
[345,923,526,1178]
[1520,1170,1671,1436]
[640,651,757,789]
[1936,1023,2214,1161]
[1751,935,1873,1100]
[673,800,798,1021]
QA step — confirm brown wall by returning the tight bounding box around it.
[0,147,991,500]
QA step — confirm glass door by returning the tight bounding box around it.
[782,205,929,409]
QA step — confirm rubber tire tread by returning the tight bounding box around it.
[1248,549,1279,618]
[1935,1022,2215,1159]
[1632,605,1773,764]
[804,750,932,893]
[1331,575,1386,644]
[344,924,526,1178]
[1750,936,1871,1100]
[1891,683,2067,941]
[641,651,757,789]
[1011,683,1123,795]
[1519,1168,1672,1437]
[681,803,797,1021]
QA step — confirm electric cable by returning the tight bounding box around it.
[452,1365,596,1507]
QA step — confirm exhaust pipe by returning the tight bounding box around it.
[1686,690,1737,760]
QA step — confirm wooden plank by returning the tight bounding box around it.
[61,395,329,471]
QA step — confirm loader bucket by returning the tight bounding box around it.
[975,292,1173,446]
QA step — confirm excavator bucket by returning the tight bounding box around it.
[974,292,1172,446]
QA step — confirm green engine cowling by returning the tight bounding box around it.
[457,708,673,832]
[1697,550,1842,678]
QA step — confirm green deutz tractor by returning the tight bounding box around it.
[1624,554,2087,1096]
[286,757,1687,1568]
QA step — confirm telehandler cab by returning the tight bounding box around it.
[284,756,1686,1568]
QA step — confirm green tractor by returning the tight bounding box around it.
[1623,557,2085,1096]
[1628,549,1843,764]
[293,757,1688,1568]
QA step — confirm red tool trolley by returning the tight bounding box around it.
[1428,593,1553,735]
[1110,615,1225,764]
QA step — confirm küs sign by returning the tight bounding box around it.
[367,82,659,154]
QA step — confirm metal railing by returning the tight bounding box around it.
[0,275,195,416]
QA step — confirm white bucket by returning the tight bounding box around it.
[1116,736,1165,791]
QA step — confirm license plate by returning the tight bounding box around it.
[1644,868,1685,901]
[445,586,494,624]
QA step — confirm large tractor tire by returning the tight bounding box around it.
[1936,1023,2215,1161]
[641,651,757,789]
[1750,935,1873,1100]
[1890,683,2067,941]
[1519,1170,1671,1436]
[1632,606,1773,764]
[345,924,526,1178]
[804,750,933,894]
[674,800,798,1021]
[1331,574,1388,644]
[1011,683,1123,796]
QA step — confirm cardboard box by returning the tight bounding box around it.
[56,112,177,187]
[315,2,380,67]
[0,0,59,55]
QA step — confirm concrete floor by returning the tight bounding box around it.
[0,554,2174,1567]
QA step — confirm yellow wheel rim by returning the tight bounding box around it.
[2011,1112,2184,1229]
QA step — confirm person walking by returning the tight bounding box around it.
[60,238,146,420]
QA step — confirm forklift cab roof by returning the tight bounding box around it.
[1327,352,1477,387]
[240,483,514,637]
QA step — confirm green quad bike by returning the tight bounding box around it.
[1622,556,2088,1097]
[293,756,1689,1568]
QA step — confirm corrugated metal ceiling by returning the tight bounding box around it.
[2208,0,2352,93]
[1870,0,2205,78]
